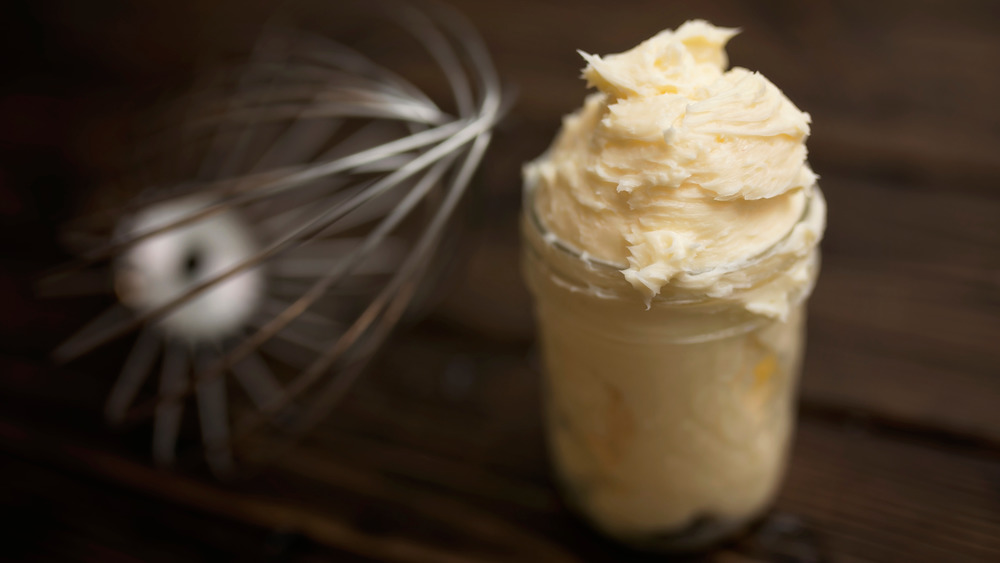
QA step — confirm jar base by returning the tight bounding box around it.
[608,512,758,553]
[563,494,766,554]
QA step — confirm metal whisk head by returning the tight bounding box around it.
[44,1,502,474]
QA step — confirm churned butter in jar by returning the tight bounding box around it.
[521,20,826,551]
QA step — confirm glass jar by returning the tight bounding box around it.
[521,181,823,551]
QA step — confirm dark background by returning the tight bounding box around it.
[1,0,998,561]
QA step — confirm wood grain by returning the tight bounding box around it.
[3,335,999,563]
[1,0,999,561]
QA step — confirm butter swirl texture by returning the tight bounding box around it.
[525,20,823,311]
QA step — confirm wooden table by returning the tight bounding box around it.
[1,0,998,561]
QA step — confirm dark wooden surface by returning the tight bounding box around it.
[2,0,999,561]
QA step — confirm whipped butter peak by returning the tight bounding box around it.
[525,20,822,309]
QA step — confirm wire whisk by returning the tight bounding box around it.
[43,0,502,474]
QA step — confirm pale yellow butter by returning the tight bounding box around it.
[525,20,823,311]
[522,21,827,546]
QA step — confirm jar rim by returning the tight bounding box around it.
[523,178,819,277]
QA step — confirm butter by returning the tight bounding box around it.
[524,20,823,311]
[522,21,827,549]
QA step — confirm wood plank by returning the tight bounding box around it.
[802,173,1000,442]
[782,420,1000,563]
[0,449,369,563]
[2,342,999,562]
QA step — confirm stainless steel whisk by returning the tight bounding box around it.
[44,1,502,474]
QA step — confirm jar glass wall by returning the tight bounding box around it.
[522,182,821,552]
